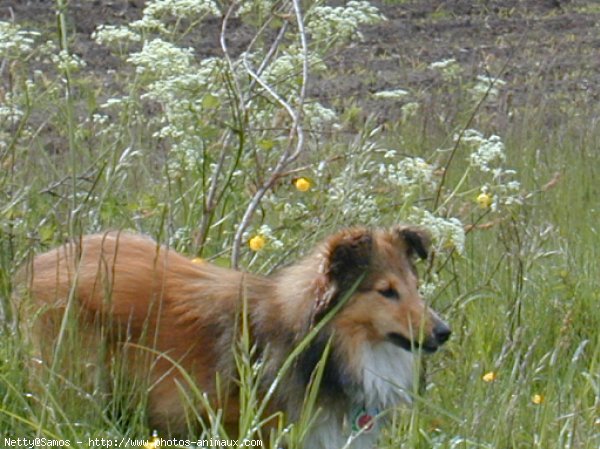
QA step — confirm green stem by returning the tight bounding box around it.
[56,0,79,237]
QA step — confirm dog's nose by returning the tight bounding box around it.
[433,322,451,345]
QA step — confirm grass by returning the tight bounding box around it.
[1,2,599,448]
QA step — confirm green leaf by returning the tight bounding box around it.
[258,139,276,151]
[202,94,220,109]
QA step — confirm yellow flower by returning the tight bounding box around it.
[144,433,159,449]
[531,394,544,405]
[477,192,492,209]
[482,371,497,383]
[249,235,266,251]
[191,257,204,264]
[294,177,312,192]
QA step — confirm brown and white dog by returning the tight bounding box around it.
[16,226,450,448]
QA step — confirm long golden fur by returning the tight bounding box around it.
[15,226,450,448]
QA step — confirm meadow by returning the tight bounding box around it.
[0,0,598,447]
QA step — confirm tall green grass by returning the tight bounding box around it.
[1,2,599,448]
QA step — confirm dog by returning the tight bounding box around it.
[16,225,450,448]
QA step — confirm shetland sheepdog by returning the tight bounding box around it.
[16,225,450,448]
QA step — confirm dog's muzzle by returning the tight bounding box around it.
[388,321,451,353]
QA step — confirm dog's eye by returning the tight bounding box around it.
[378,287,400,300]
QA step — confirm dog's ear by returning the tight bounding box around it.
[312,228,373,324]
[394,225,431,261]
[326,228,373,288]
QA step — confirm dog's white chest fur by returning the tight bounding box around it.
[361,341,414,408]
[303,342,414,449]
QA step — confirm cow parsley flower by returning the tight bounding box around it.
[430,58,461,80]
[411,209,465,254]
[459,131,523,211]
[144,0,220,19]
[261,50,327,90]
[373,89,409,100]
[0,94,24,122]
[471,74,506,102]
[459,128,485,145]
[0,21,40,57]
[304,102,338,130]
[51,50,87,72]
[380,157,437,199]
[129,16,167,33]
[419,272,439,299]
[237,0,275,17]
[401,102,419,121]
[467,133,506,173]
[128,38,194,77]
[306,1,385,43]
[329,164,380,224]
[92,25,141,46]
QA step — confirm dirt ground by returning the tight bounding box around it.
[2,0,600,121]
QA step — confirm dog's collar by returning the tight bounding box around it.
[350,404,379,433]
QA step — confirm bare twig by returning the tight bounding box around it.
[243,7,289,103]
[195,133,232,250]
[220,1,244,112]
[231,0,308,267]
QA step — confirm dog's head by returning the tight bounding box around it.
[312,225,451,353]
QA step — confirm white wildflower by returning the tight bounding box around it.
[306,0,385,43]
[430,58,461,80]
[506,180,520,190]
[258,224,284,249]
[142,71,218,104]
[51,50,87,72]
[144,0,220,19]
[328,161,380,224]
[373,89,409,100]
[128,38,194,77]
[429,58,456,70]
[458,128,485,145]
[411,209,465,254]
[419,282,438,299]
[37,40,58,56]
[462,130,523,212]
[470,74,506,102]
[401,102,419,121]
[485,179,522,211]
[261,50,326,88]
[92,25,141,46]
[237,0,275,17]
[0,105,24,123]
[101,96,131,109]
[129,17,167,33]
[380,157,437,199]
[0,21,40,57]
[304,102,338,130]
[91,113,109,125]
[468,134,506,172]
[419,272,439,299]
[168,226,195,249]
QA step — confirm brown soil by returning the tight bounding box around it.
[2,0,599,121]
